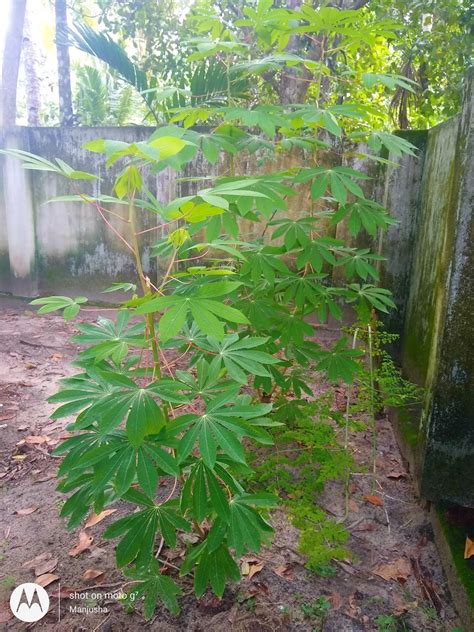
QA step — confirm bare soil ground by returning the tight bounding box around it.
[0,298,462,631]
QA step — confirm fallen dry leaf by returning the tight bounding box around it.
[387,471,407,479]
[34,469,56,482]
[248,561,264,579]
[348,499,359,513]
[51,353,63,361]
[23,552,58,576]
[15,507,38,516]
[240,560,250,576]
[50,586,75,600]
[328,592,342,610]
[36,573,59,588]
[84,509,117,529]
[83,569,105,581]
[464,537,474,559]
[69,531,93,557]
[35,557,58,577]
[364,494,384,506]
[25,435,49,445]
[392,593,418,616]
[352,521,376,532]
[272,565,295,581]
[373,557,412,582]
[244,582,269,598]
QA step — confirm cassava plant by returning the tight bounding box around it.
[3,9,417,617]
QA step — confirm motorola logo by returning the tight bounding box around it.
[10,582,50,623]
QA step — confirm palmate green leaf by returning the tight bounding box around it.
[228,496,274,557]
[276,274,331,312]
[172,398,274,467]
[102,282,137,294]
[198,334,280,385]
[129,560,183,617]
[74,311,147,363]
[174,358,234,402]
[56,435,143,513]
[193,544,240,598]
[296,166,370,204]
[30,295,88,320]
[104,501,190,569]
[345,284,396,313]
[270,217,316,250]
[181,462,231,524]
[367,131,417,158]
[362,72,417,93]
[276,311,315,346]
[222,105,288,137]
[50,368,166,446]
[54,433,121,521]
[134,282,249,341]
[0,148,97,180]
[313,337,363,383]
[126,389,165,447]
[296,237,341,272]
[337,249,385,281]
[331,200,397,236]
[240,247,289,285]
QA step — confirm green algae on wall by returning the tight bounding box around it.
[398,70,474,506]
[378,129,428,339]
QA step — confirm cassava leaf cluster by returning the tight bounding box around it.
[8,7,418,619]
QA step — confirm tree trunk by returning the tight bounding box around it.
[23,12,41,126]
[55,0,74,125]
[1,0,27,127]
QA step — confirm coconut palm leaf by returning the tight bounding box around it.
[64,23,155,116]
[75,65,108,126]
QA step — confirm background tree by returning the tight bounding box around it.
[369,0,473,128]
[1,0,27,127]
[23,9,42,126]
[63,0,471,130]
[55,0,74,125]
[74,64,142,125]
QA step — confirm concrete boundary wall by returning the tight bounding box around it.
[382,72,473,507]
[0,126,183,298]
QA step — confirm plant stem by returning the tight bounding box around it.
[128,195,161,379]
[343,327,359,520]
[368,324,377,492]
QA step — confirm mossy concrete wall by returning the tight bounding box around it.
[385,73,474,506]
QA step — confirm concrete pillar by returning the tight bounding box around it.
[1,128,38,296]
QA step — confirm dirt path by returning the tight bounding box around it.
[0,299,461,631]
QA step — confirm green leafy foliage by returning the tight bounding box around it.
[4,9,419,619]
[30,295,88,320]
[248,395,353,571]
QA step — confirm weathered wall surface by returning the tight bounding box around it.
[0,126,179,298]
[384,73,474,506]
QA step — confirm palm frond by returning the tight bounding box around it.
[75,65,108,125]
[190,61,249,106]
[64,23,155,116]
[111,85,137,126]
